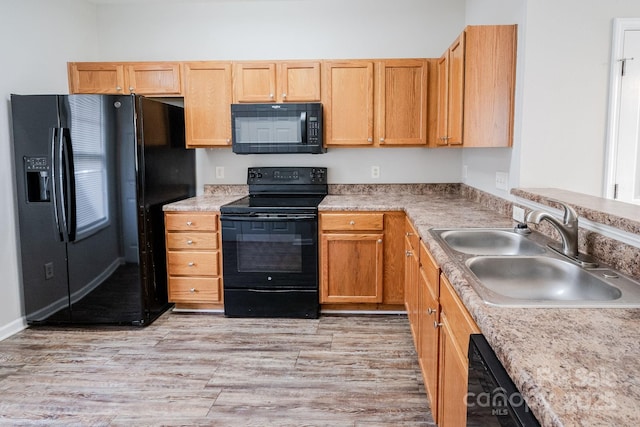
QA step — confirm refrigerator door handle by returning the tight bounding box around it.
[61,128,77,242]
[50,127,64,241]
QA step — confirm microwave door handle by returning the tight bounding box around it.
[300,111,307,143]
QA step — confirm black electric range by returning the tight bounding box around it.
[219,167,327,318]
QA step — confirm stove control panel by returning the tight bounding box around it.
[247,167,327,185]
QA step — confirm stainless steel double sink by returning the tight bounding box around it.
[430,228,640,308]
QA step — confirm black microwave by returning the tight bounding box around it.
[231,103,325,154]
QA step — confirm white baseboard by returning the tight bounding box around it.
[0,317,27,342]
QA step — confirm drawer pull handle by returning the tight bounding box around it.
[188,262,195,267]
[189,288,196,293]
[349,220,355,225]
[186,221,193,226]
[187,240,193,245]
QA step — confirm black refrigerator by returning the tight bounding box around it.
[11,94,195,326]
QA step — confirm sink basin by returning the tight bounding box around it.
[466,256,622,302]
[437,229,546,255]
[431,227,640,307]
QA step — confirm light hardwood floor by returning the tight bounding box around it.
[0,313,435,426]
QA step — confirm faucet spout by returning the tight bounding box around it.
[525,202,579,257]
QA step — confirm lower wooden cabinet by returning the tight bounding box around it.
[404,218,480,427]
[404,217,420,344]
[164,211,223,308]
[320,211,404,308]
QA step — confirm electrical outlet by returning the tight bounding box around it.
[215,166,225,179]
[371,165,380,179]
[495,172,508,190]
[44,262,54,280]
[513,206,525,223]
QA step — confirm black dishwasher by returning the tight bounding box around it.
[467,334,541,427]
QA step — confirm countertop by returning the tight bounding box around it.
[320,194,640,427]
[164,191,640,427]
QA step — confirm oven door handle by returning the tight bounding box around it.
[220,214,317,221]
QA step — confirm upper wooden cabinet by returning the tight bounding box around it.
[68,62,182,96]
[182,61,233,148]
[233,61,321,103]
[433,24,517,148]
[463,25,517,148]
[435,34,464,147]
[322,60,375,146]
[376,59,429,146]
[322,59,428,147]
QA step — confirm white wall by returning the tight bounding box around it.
[94,0,467,188]
[518,0,640,197]
[0,0,99,338]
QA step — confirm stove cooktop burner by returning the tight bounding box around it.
[220,195,325,215]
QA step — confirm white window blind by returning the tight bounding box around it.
[68,96,109,238]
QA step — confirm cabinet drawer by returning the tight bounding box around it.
[440,274,480,354]
[169,277,221,303]
[420,240,439,299]
[405,217,419,250]
[321,213,384,231]
[166,232,219,250]
[165,212,218,231]
[167,251,220,276]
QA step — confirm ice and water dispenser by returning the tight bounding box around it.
[24,156,50,202]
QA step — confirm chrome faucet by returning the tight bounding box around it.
[525,201,579,257]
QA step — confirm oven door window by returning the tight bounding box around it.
[221,218,318,290]
[237,233,302,273]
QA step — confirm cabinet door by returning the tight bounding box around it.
[405,236,420,345]
[68,62,126,94]
[183,62,233,147]
[126,62,181,95]
[463,25,517,147]
[278,62,321,102]
[322,61,375,146]
[418,264,440,421]
[447,33,465,146]
[233,62,277,103]
[376,59,428,146]
[437,311,468,427]
[320,233,383,303]
[435,53,449,146]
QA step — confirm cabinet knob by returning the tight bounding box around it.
[349,220,355,225]
[367,137,373,142]
[186,221,193,226]
[186,240,193,245]
[188,262,195,267]
[226,138,231,143]
[380,138,385,143]
[406,250,413,257]
[427,308,436,315]
[269,93,274,99]
[405,232,413,236]
[377,239,383,243]
[115,86,122,91]
[434,321,443,329]
[129,87,134,92]
[189,288,196,293]
[282,93,287,99]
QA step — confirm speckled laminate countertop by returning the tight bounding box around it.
[320,194,640,427]
[163,191,640,426]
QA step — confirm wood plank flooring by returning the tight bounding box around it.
[0,313,435,426]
